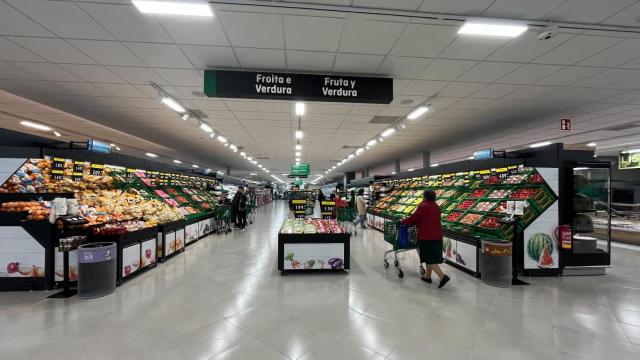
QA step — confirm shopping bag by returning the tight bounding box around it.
[397,224,410,249]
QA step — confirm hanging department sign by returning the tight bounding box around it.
[290,163,310,177]
[204,70,393,104]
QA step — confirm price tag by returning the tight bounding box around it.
[51,169,64,181]
[73,161,84,173]
[126,168,135,178]
[52,157,65,170]
[71,172,83,182]
[90,163,104,176]
[496,167,509,179]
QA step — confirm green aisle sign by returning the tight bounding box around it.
[290,163,310,177]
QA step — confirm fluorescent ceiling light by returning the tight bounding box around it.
[332,166,336,169]
[407,105,429,120]
[529,141,552,148]
[356,147,364,155]
[161,96,186,113]
[20,120,52,131]
[240,152,246,157]
[295,151,301,157]
[115,146,121,151]
[173,159,182,164]
[366,139,377,147]
[347,154,354,160]
[378,136,384,142]
[145,152,157,158]
[53,131,61,137]
[458,21,527,38]
[132,1,213,17]
[250,173,257,176]
[622,148,640,154]
[229,144,238,152]
[391,171,396,175]
[468,156,474,160]
[209,133,215,138]
[295,157,301,162]
[295,144,302,150]
[252,160,257,164]
[408,168,415,172]
[258,164,263,168]
[192,164,199,168]
[430,163,439,167]
[573,167,589,171]
[381,127,396,137]
[587,142,597,147]
[181,113,190,121]
[247,157,252,161]
[295,130,304,139]
[199,122,213,133]
[217,135,227,143]
[295,102,305,116]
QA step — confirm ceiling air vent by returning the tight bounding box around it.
[604,123,640,131]
[368,116,400,124]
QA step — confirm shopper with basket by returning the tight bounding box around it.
[401,190,450,288]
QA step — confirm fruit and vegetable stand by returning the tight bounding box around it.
[278,219,350,273]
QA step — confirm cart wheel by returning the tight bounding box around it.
[383,259,389,268]
[420,266,426,276]
[394,260,399,268]
[397,269,404,278]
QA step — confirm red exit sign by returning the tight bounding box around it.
[561,118,571,131]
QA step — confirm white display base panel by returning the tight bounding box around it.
[140,238,156,268]
[0,226,45,278]
[443,236,478,273]
[122,243,141,278]
[283,243,345,270]
[0,158,27,186]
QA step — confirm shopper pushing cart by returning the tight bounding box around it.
[397,189,450,288]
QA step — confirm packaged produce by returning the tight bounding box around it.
[488,189,511,199]
[457,200,476,210]
[460,213,482,225]
[479,216,500,228]
[469,189,488,198]
[503,174,527,184]
[446,212,463,222]
[474,201,495,212]
[529,173,544,184]
[510,188,537,199]
[484,176,500,185]
[0,201,51,221]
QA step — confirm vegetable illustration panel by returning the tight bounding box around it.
[140,238,156,268]
[122,243,141,278]
[283,243,345,270]
[54,249,78,281]
[0,226,45,278]
[165,231,176,256]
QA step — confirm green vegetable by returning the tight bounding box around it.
[285,252,294,262]
[304,260,315,269]
[527,233,554,261]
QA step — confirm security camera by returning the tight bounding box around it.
[538,25,559,40]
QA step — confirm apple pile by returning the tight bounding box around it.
[446,212,463,222]
[469,189,488,198]
[457,200,476,210]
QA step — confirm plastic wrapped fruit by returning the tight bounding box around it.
[474,201,496,212]
[503,174,527,184]
[460,213,482,225]
[469,189,488,198]
[529,173,544,184]
[488,189,511,199]
[479,216,500,228]
[457,200,476,210]
[510,188,537,199]
[446,212,463,222]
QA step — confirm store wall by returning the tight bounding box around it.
[400,153,423,171]
[605,156,640,203]
[371,162,395,176]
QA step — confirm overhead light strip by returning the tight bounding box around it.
[132,1,213,17]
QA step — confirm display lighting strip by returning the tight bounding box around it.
[325,98,435,175]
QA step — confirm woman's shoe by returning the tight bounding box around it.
[421,277,432,283]
[438,275,450,289]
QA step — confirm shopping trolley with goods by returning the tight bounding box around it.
[336,207,358,235]
[383,221,425,278]
[214,205,232,234]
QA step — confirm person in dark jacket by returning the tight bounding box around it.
[348,190,356,208]
[231,186,248,229]
[218,191,231,205]
[401,190,450,288]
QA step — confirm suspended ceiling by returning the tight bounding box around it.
[0,0,640,180]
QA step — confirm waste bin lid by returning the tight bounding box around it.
[481,240,512,256]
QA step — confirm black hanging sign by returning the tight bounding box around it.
[204,70,393,104]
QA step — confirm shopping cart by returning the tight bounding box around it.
[246,199,256,225]
[214,205,232,234]
[383,221,425,278]
[336,207,358,235]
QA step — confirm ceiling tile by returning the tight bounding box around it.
[306,103,352,114]
[56,82,112,97]
[497,64,565,85]
[190,99,228,111]
[218,11,284,48]
[225,100,259,112]
[578,39,640,67]
[180,45,238,69]
[8,37,95,64]
[481,0,565,19]
[0,61,40,80]
[487,32,574,63]
[439,36,511,61]
[377,57,431,78]
[68,40,145,67]
[107,66,167,85]
[447,97,492,110]
[416,59,477,81]
[607,76,640,90]
[283,15,344,52]
[125,43,193,68]
[533,35,624,65]
[353,0,423,10]
[601,2,640,26]
[438,82,486,97]
[80,2,172,43]
[95,83,148,97]
[400,80,448,96]
[157,16,229,46]
[333,53,384,74]
[572,88,629,102]
[286,51,334,72]
[339,19,405,55]
[456,62,521,83]
[391,24,458,58]
[419,0,494,15]
[535,66,605,86]
[469,84,524,99]
[502,85,561,100]
[58,64,124,83]
[545,0,636,23]
[0,37,43,62]
[535,86,592,101]
[10,62,82,82]
[572,69,640,88]
[0,1,53,37]
[257,102,291,113]
[235,48,285,69]
[155,69,203,87]
[7,0,113,40]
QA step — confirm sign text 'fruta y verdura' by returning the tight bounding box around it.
[204,70,393,104]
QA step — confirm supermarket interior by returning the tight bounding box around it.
[1,0,640,359]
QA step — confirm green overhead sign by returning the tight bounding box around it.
[290,163,310,177]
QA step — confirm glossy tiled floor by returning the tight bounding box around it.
[1,201,640,360]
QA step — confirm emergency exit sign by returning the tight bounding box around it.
[561,118,571,131]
